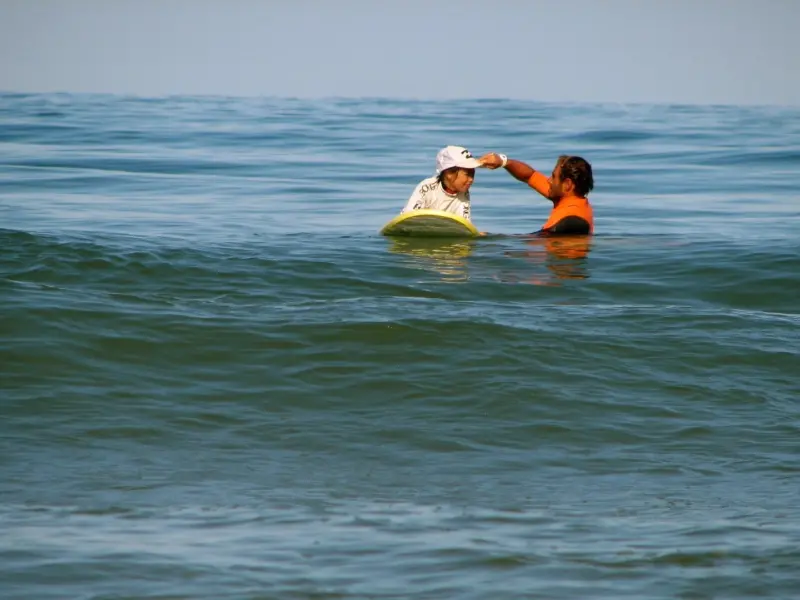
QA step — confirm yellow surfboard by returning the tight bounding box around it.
[380,209,479,238]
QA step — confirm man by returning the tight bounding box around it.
[480,153,594,235]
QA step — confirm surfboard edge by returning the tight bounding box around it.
[380,209,479,238]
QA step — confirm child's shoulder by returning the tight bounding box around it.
[414,175,440,193]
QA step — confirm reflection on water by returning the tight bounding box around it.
[386,238,475,282]
[501,235,593,285]
[385,235,592,285]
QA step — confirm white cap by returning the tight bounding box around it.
[435,145,483,173]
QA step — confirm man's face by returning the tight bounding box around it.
[548,164,564,200]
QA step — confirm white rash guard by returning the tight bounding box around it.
[401,176,471,221]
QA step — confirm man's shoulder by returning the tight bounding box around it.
[560,195,591,208]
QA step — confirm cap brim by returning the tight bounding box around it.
[457,158,484,169]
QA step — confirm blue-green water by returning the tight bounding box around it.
[1,93,799,599]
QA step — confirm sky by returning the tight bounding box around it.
[1,0,799,106]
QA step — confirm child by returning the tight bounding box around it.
[401,146,484,221]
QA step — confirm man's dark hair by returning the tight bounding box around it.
[560,156,594,197]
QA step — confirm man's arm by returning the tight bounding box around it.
[479,153,550,198]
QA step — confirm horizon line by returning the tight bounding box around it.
[1,89,798,111]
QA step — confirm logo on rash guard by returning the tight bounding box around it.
[418,182,438,195]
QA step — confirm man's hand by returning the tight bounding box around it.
[478,152,504,169]
[482,154,537,185]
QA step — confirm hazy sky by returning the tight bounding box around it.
[1,0,799,105]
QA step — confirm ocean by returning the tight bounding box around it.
[1,92,799,599]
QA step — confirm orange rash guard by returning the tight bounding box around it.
[527,171,594,235]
